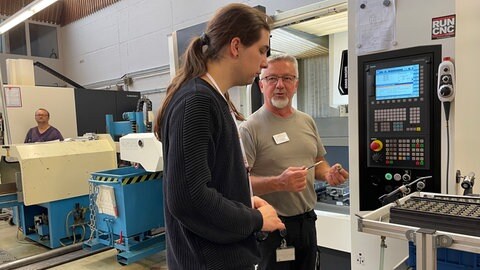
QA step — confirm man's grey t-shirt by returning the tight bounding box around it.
[239,106,326,217]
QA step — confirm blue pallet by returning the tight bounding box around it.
[407,241,480,269]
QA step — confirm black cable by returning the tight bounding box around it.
[443,101,451,194]
[136,96,153,132]
[442,102,451,121]
[446,119,450,194]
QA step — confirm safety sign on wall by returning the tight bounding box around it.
[432,14,455,40]
[4,86,22,107]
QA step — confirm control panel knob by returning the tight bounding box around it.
[370,140,383,152]
[372,153,383,162]
[417,181,426,190]
[402,174,411,182]
[439,84,453,97]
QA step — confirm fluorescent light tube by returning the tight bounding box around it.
[0,0,58,34]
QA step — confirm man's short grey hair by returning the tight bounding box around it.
[260,53,299,79]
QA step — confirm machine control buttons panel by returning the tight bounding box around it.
[370,138,427,167]
[373,107,422,133]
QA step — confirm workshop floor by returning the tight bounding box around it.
[0,216,168,269]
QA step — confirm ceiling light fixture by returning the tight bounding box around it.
[0,0,58,35]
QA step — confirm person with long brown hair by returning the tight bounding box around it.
[155,3,285,269]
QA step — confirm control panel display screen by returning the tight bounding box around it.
[375,64,420,100]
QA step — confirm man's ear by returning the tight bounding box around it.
[258,79,265,93]
[229,37,241,58]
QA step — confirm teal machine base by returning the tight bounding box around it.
[11,196,90,249]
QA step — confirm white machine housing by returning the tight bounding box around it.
[119,133,163,172]
[2,134,117,205]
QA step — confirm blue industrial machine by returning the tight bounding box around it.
[105,112,146,137]
[84,133,165,265]
[0,135,118,249]
[105,96,154,139]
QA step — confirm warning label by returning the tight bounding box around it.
[432,14,456,40]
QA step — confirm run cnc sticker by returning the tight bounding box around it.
[432,14,455,40]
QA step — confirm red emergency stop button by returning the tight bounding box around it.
[370,140,383,152]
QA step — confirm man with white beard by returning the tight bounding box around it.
[239,53,349,270]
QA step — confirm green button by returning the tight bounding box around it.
[420,161,424,166]
[385,173,393,180]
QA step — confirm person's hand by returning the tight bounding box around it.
[253,196,269,208]
[278,167,308,192]
[257,204,285,232]
[255,198,285,232]
[325,163,349,186]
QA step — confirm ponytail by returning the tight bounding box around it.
[154,37,206,140]
[155,3,270,140]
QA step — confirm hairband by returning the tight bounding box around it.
[200,32,210,46]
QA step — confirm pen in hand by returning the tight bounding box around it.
[305,160,324,170]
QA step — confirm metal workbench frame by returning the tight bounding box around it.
[357,192,480,270]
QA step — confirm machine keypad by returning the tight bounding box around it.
[384,138,425,166]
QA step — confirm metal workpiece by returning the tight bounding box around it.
[357,192,480,270]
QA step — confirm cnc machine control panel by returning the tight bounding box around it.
[358,46,442,211]
[367,60,431,169]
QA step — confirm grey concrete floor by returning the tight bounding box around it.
[0,217,168,269]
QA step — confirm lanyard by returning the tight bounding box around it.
[205,73,254,206]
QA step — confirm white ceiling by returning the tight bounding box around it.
[270,28,329,59]
[289,11,348,37]
[270,1,348,59]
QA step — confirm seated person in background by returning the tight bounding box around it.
[24,108,64,143]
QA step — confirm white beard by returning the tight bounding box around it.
[271,97,289,109]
